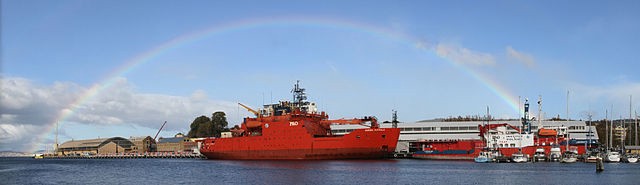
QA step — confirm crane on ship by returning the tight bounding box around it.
[321,116,380,129]
[238,103,260,117]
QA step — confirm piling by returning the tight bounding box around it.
[596,157,604,172]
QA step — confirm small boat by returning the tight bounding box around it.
[624,154,638,163]
[561,151,578,163]
[549,145,562,162]
[474,151,492,163]
[606,151,621,163]
[511,152,529,163]
[533,147,546,162]
[585,155,598,163]
[33,153,44,159]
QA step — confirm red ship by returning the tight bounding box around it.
[199,81,400,160]
[411,125,591,160]
[412,99,595,161]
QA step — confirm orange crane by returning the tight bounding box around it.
[238,103,260,117]
[320,116,379,128]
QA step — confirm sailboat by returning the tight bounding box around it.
[561,146,578,163]
[604,109,620,163]
[561,134,577,163]
[623,97,638,163]
[475,107,493,163]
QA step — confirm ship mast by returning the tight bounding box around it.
[537,95,542,130]
[291,80,308,112]
[522,98,531,134]
[392,110,398,128]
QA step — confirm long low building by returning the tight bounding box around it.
[332,120,600,153]
[57,137,135,155]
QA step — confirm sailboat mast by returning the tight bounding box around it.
[567,90,570,120]
[635,110,638,146]
[55,122,59,155]
[606,109,609,150]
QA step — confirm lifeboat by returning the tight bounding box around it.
[245,120,262,128]
[538,128,557,136]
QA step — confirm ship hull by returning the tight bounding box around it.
[201,128,400,160]
[411,139,588,161]
[202,148,391,160]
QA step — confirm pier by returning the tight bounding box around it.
[42,152,205,159]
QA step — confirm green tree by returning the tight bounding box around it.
[187,112,230,138]
[211,111,229,137]
[188,115,212,138]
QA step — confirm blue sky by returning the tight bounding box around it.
[2,0,639,152]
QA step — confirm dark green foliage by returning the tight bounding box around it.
[211,111,229,137]
[187,111,230,138]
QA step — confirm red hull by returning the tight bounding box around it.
[200,122,400,160]
[412,139,588,160]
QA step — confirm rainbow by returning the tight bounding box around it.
[31,16,520,152]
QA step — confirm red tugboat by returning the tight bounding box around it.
[199,81,400,160]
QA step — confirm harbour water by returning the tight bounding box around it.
[2,157,640,185]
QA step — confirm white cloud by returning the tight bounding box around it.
[0,76,243,152]
[570,81,640,119]
[0,124,43,152]
[434,43,496,66]
[506,46,536,68]
[573,82,640,102]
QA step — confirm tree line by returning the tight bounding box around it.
[187,111,230,138]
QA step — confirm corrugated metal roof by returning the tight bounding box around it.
[59,137,132,149]
[158,137,186,143]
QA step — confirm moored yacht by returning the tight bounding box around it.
[549,145,562,162]
[511,151,529,163]
[533,147,547,162]
[606,151,621,163]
